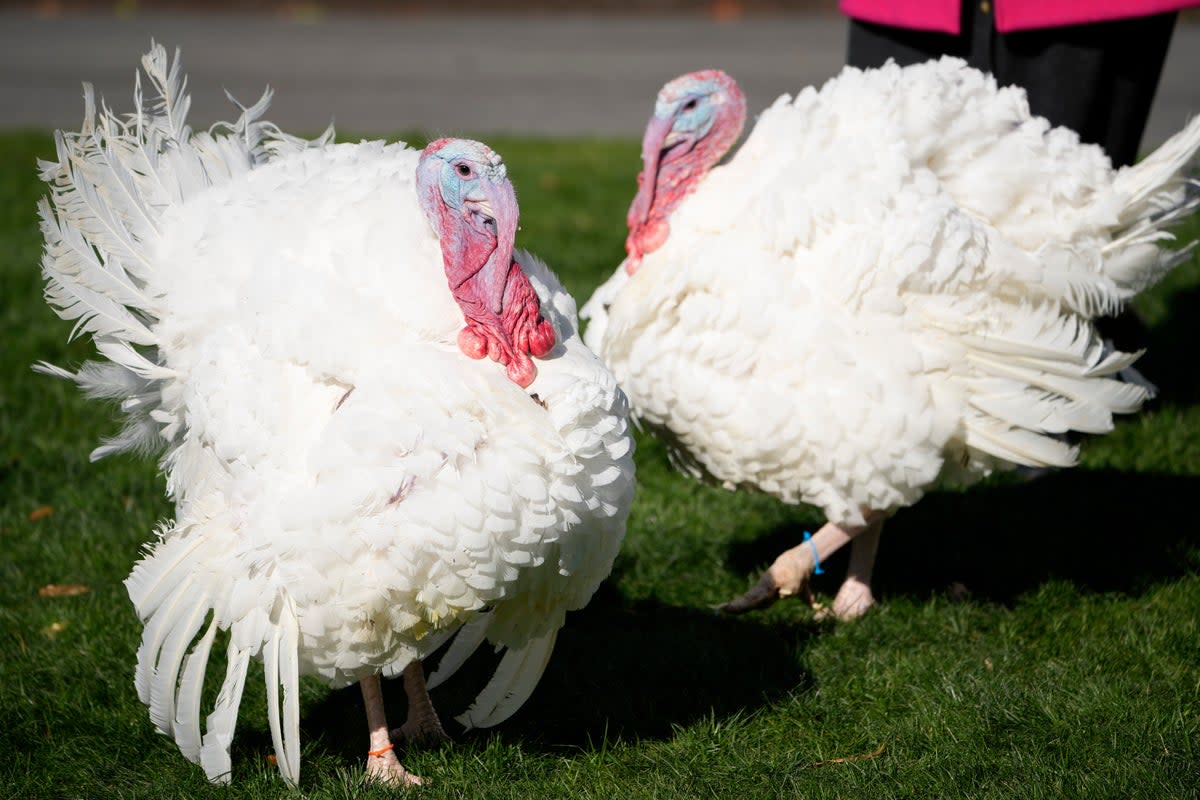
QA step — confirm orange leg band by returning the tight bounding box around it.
[367,742,395,758]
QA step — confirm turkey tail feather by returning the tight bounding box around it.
[127,516,302,785]
[263,601,302,787]
[46,43,330,780]
[148,584,210,734]
[37,42,331,462]
[1112,116,1200,222]
[426,613,491,690]
[174,617,219,762]
[200,644,252,784]
[455,628,558,730]
[1094,116,1200,306]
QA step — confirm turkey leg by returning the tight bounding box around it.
[395,659,450,746]
[720,514,882,616]
[820,516,883,621]
[360,674,423,786]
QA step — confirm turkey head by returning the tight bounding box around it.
[417,138,555,387]
[625,70,747,273]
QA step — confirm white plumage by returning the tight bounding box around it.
[584,58,1198,617]
[38,45,634,785]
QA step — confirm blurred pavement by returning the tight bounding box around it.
[1,11,1197,147]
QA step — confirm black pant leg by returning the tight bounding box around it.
[847,17,972,70]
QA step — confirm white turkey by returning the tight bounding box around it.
[37,45,634,786]
[581,59,1199,621]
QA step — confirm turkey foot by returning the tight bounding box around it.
[720,519,866,614]
[816,517,883,622]
[392,659,451,748]
[360,674,424,786]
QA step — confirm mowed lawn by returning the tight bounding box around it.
[1,127,1198,800]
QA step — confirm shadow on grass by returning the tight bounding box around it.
[1137,282,1200,404]
[300,587,812,760]
[728,469,1200,607]
[237,469,1200,774]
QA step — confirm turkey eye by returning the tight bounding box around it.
[682,98,698,112]
[456,164,471,177]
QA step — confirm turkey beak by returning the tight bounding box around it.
[464,176,519,315]
[628,113,676,228]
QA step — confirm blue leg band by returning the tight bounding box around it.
[804,530,824,575]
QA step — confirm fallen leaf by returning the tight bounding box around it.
[41,621,68,638]
[814,742,887,767]
[266,753,277,766]
[29,505,54,522]
[38,583,90,598]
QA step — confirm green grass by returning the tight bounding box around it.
[2,128,1199,800]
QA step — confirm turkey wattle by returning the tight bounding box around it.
[581,59,1199,621]
[37,45,634,786]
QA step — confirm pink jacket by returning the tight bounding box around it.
[840,0,1199,33]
